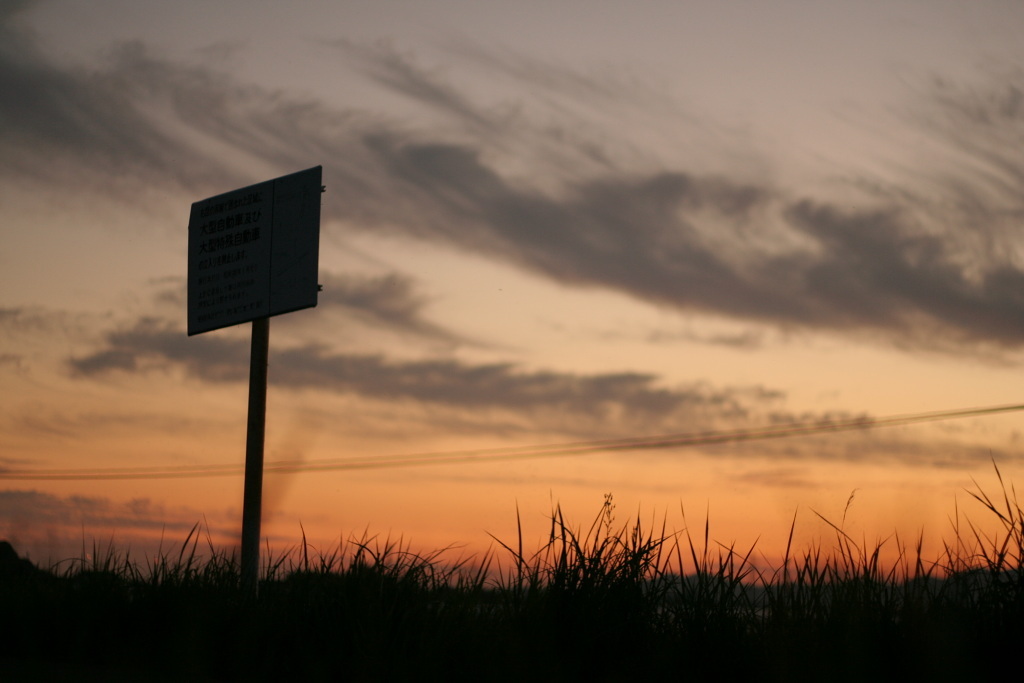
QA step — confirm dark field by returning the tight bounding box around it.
[3,480,1023,682]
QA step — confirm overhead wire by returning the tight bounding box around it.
[2,402,1023,481]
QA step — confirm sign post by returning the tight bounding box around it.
[187,166,322,594]
[241,315,269,593]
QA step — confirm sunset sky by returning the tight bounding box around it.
[3,0,1024,570]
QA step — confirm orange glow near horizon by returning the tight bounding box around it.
[5,420,1022,580]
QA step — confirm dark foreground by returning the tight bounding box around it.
[3,493,1023,682]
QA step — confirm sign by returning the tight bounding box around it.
[187,166,322,335]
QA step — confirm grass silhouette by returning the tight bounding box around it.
[3,463,1023,681]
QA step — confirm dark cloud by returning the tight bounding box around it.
[336,39,497,133]
[781,200,1024,346]
[3,15,1024,356]
[0,306,56,332]
[151,280,187,309]
[0,306,99,341]
[444,39,650,106]
[66,348,138,375]
[0,0,36,52]
[357,137,774,304]
[0,28,206,189]
[137,271,460,344]
[351,134,1024,352]
[319,47,1024,354]
[0,7,309,194]
[922,71,1024,206]
[0,489,198,534]
[721,436,1016,487]
[0,489,238,566]
[0,353,23,369]
[68,317,249,381]
[317,271,462,343]
[270,346,765,421]
[68,317,782,434]
[646,329,766,350]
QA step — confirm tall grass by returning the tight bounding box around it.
[3,464,1023,681]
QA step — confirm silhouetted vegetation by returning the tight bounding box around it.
[3,468,1023,681]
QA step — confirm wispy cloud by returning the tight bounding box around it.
[68,317,249,381]
[336,38,499,134]
[0,306,107,353]
[1,402,227,446]
[68,314,784,435]
[0,489,198,534]
[645,328,766,350]
[0,489,239,566]
[3,9,1024,357]
[0,353,23,369]
[317,271,464,344]
[0,10,218,191]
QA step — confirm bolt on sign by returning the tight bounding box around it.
[188,166,323,335]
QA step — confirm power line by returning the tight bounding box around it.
[3,402,1023,481]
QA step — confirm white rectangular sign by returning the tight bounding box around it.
[187,166,322,335]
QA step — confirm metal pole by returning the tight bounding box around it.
[241,316,270,595]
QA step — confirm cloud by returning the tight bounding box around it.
[67,315,784,434]
[0,353,23,369]
[270,347,770,419]
[0,306,66,333]
[68,317,249,382]
[919,70,1024,210]
[4,16,1024,357]
[0,306,103,347]
[781,200,1024,347]
[347,133,1024,353]
[0,489,238,566]
[0,15,204,190]
[317,271,463,343]
[646,328,766,351]
[318,46,1024,354]
[65,348,139,375]
[337,39,498,134]
[356,137,773,299]
[0,6,322,195]
[61,269,465,378]
[0,489,197,534]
